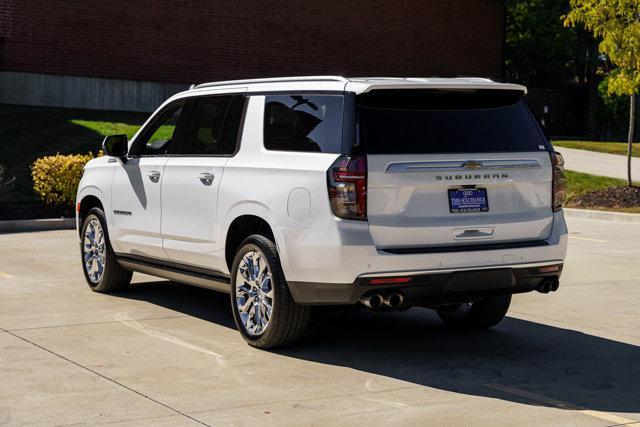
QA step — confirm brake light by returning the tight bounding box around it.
[327,156,367,220]
[551,151,566,212]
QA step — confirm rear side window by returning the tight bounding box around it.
[359,90,548,154]
[179,95,244,156]
[264,94,343,153]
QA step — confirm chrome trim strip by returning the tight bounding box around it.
[385,159,542,173]
[358,260,564,278]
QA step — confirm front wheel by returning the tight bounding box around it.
[80,207,132,292]
[230,235,310,349]
[436,294,511,329]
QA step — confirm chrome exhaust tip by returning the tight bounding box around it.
[360,294,384,309]
[384,293,404,308]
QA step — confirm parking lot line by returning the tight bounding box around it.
[484,383,637,425]
[568,235,608,243]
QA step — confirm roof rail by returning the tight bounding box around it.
[194,75,348,90]
[454,77,494,82]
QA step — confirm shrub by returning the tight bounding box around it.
[31,153,98,206]
[0,164,16,197]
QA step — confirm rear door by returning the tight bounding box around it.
[360,89,554,249]
[161,94,245,271]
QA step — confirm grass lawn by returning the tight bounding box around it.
[565,170,640,213]
[554,140,640,157]
[0,104,147,201]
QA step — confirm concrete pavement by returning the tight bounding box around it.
[556,146,640,180]
[0,219,639,426]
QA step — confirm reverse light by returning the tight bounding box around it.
[327,155,367,220]
[551,151,566,212]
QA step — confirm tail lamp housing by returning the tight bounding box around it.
[327,155,367,220]
[551,151,566,212]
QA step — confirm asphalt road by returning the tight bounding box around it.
[1,217,639,426]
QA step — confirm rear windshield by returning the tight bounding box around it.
[358,90,549,154]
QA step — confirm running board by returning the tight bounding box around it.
[116,255,230,294]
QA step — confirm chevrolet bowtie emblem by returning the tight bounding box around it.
[463,160,483,170]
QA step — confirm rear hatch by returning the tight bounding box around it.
[359,89,554,249]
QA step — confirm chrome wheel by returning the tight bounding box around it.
[83,218,106,284]
[235,250,274,336]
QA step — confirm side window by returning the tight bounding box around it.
[179,95,246,156]
[263,94,344,153]
[180,96,232,155]
[139,104,184,156]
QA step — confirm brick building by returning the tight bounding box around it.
[0,0,505,112]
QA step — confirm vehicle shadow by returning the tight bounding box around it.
[123,280,640,415]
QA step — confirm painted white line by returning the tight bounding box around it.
[0,271,16,278]
[484,383,636,425]
[568,235,608,243]
[358,395,409,409]
[114,312,227,367]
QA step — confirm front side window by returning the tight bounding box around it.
[263,94,343,153]
[139,104,184,156]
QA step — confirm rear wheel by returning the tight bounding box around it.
[80,207,132,292]
[230,235,310,349]
[436,294,511,329]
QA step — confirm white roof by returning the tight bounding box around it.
[168,76,526,104]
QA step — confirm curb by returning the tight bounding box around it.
[564,208,640,223]
[0,218,76,234]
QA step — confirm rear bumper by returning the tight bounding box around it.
[277,210,568,304]
[288,262,563,305]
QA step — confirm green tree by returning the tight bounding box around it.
[565,0,640,187]
[505,0,597,87]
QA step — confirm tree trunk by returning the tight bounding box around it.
[628,94,635,187]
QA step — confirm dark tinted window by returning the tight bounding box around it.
[359,90,548,154]
[180,96,232,155]
[264,95,343,153]
[139,103,184,156]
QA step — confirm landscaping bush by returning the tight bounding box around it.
[31,153,98,206]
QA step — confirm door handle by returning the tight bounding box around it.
[147,170,161,183]
[453,227,495,240]
[199,172,215,185]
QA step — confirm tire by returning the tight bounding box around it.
[230,234,310,349]
[80,207,132,293]
[436,294,511,329]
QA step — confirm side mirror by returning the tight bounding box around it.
[102,134,128,161]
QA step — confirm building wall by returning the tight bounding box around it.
[0,0,505,111]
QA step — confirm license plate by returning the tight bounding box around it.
[448,188,489,213]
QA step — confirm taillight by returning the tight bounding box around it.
[551,151,566,212]
[327,155,367,220]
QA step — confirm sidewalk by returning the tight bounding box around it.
[556,146,640,180]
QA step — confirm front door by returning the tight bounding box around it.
[161,94,245,271]
[111,101,186,259]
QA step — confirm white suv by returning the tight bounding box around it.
[76,76,568,348]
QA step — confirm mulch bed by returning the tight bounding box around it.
[568,186,640,209]
[0,201,73,221]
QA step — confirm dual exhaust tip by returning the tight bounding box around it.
[536,278,560,293]
[360,293,404,310]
